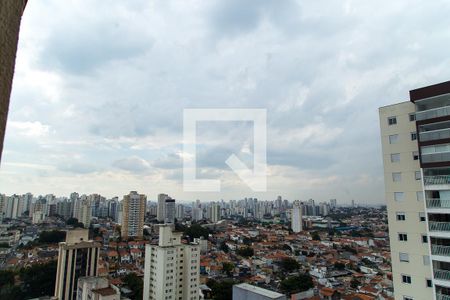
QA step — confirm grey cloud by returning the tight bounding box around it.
[58,162,100,174]
[112,156,151,173]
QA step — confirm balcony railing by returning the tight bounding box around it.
[437,294,450,300]
[424,176,450,185]
[420,128,450,142]
[416,105,450,121]
[435,269,450,281]
[429,222,450,232]
[427,199,450,209]
[432,245,450,256]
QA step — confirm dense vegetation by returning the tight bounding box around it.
[0,261,57,299]
[206,279,237,300]
[122,273,143,300]
[280,274,314,295]
[38,230,66,244]
[236,246,254,258]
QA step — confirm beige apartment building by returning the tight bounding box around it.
[121,191,146,239]
[380,81,450,300]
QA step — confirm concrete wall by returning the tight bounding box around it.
[0,0,27,162]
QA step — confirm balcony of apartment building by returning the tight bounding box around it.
[426,191,450,214]
[428,213,450,238]
[424,168,450,189]
[415,93,450,122]
[431,237,450,262]
[436,286,450,300]
[434,261,450,288]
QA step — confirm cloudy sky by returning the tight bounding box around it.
[1,0,450,204]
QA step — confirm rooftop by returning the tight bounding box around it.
[234,283,284,298]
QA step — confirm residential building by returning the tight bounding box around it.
[77,276,120,300]
[54,229,101,300]
[379,80,450,300]
[143,225,200,300]
[291,200,303,233]
[121,191,146,239]
[157,193,169,222]
[232,283,286,300]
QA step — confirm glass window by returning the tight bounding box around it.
[413,151,419,160]
[419,212,426,222]
[415,171,421,180]
[422,235,428,243]
[423,255,430,265]
[411,132,417,141]
[389,134,399,144]
[409,113,416,121]
[391,153,400,162]
[399,233,408,241]
[395,192,404,201]
[388,116,397,125]
[426,279,432,287]
[402,275,412,284]
[399,252,409,262]
[396,212,406,221]
[392,172,402,182]
[416,192,424,201]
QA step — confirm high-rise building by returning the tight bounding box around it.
[164,197,175,224]
[121,191,146,239]
[143,225,200,300]
[54,229,100,300]
[77,276,120,300]
[209,202,221,223]
[329,199,337,209]
[77,198,92,228]
[176,204,185,220]
[291,200,303,233]
[379,81,450,300]
[157,193,169,222]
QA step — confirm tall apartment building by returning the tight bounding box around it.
[157,193,176,224]
[54,229,100,300]
[77,198,92,228]
[143,225,200,300]
[121,191,146,239]
[77,276,120,300]
[380,80,450,300]
[291,200,303,233]
[157,193,169,222]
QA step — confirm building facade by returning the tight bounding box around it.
[291,200,303,233]
[54,229,100,300]
[121,191,146,239]
[380,80,450,300]
[143,225,200,300]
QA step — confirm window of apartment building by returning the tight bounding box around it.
[416,191,424,201]
[402,275,412,284]
[396,212,406,221]
[423,255,430,265]
[409,113,416,121]
[421,235,428,243]
[394,192,405,201]
[415,171,421,180]
[398,233,408,241]
[403,297,413,300]
[426,279,432,288]
[389,134,399,144]
[411,132,417,141]
[413,151,419,160]
[399,252,409,262]
[391,153,400,162]
[392,172,402,182]
[388,116,397,125]
[419,212,426,222]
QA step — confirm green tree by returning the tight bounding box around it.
[220,242,230,253]
[280,274,313,295]
[334,262,346,270]
[38,230,66,244]
[184,224,209,239]
[19,261,57,298]
[278,257,300,273]
[123,273,143,300]
[236,246,254,258]
[311,231,321,241]
[0,270,15,288]
[222,262,234,276]
[350,277,360,289]
[207,279,236,300]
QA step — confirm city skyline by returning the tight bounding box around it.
[2,1,450,203]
